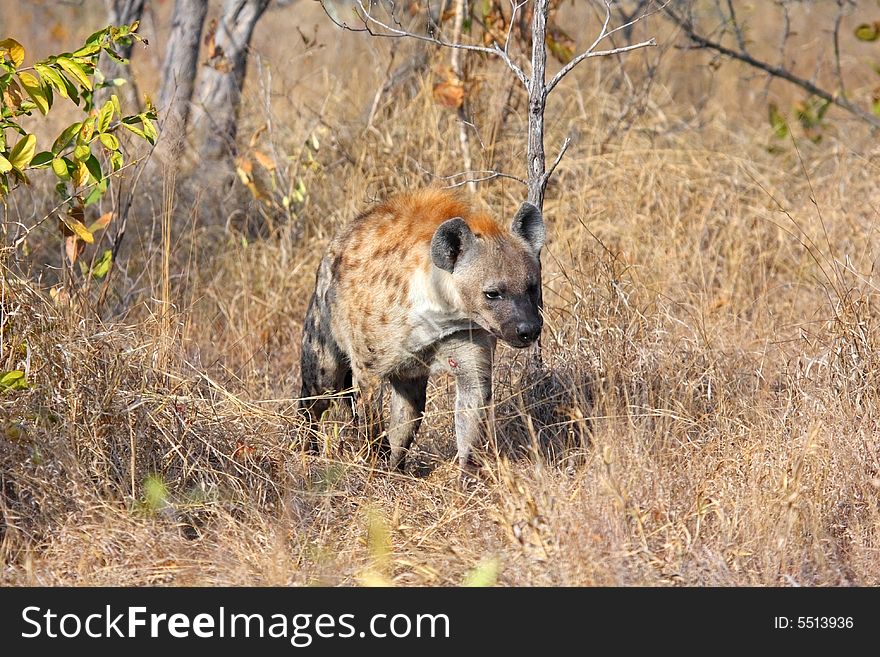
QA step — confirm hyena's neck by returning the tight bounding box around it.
[404,263,477,352]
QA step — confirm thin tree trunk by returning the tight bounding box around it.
[194,0,272,160]
[450,0,475,193]
[526,0,549,211]
[158,0,209,154]
[99,0,145,110]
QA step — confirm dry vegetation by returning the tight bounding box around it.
[2,1,880,586]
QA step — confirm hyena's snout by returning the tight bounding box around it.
[515,318,542,346]
[501,303,542,348]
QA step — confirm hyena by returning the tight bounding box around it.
[299,189,544,475]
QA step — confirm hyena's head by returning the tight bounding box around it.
[431,202,544,348]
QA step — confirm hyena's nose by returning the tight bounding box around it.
[516,321,542,344]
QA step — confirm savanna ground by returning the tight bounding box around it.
[2,0,880,586]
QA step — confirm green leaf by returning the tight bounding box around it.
[99,132,119,150]
[85,27,111,47]
[97,101,114,133]
[855,22,880,42]
[52,121,82,155]
[110,94,121,117]
[52,157,71,180]
[17,71,49,115]
[73,142,91,162]
[30,151,54,168]
[0,369,28,391]
[84,153,102,182]
[83,179,107,206]
[8,133,36,170]
[119,121,146,140]
[0,154,11,173]
[91,249,112,278]
[0,38,25,68]
[56,56,92,90]
[109,150,123,171]
[72,42,102,58]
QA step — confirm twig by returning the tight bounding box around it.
[832,0,851,100]
[542,135,571,186]
[724,0,747,53]
[410,158,527,187]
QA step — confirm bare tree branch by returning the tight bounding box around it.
[319,0,660,209]
[545,0,660,95]
[664,4,880,129]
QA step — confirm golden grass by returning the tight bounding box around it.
[2,1,880,586]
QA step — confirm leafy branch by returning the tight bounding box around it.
[1,22,157,275]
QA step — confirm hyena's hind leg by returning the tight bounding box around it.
[350,368,387,462]
[299,291,353,453]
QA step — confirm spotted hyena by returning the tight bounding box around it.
[299,188,544,476]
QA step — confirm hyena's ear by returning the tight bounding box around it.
[511,202,545,253]
[431,217,475,273]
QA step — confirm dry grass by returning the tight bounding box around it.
[2,1,880,586]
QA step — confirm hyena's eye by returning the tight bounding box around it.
[484,290,502,301]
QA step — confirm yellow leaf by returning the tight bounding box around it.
[0,38,25,67]
[0,154,11,174]
[57,56,92,91]
[72,160,89,187]
[855,22,880,42]
[17,72,49,115]
[62,216,94,244]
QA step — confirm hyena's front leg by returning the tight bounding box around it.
[437,331,496,477]
[387,374,429,471]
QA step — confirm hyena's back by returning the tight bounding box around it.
[308,190,501,377]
